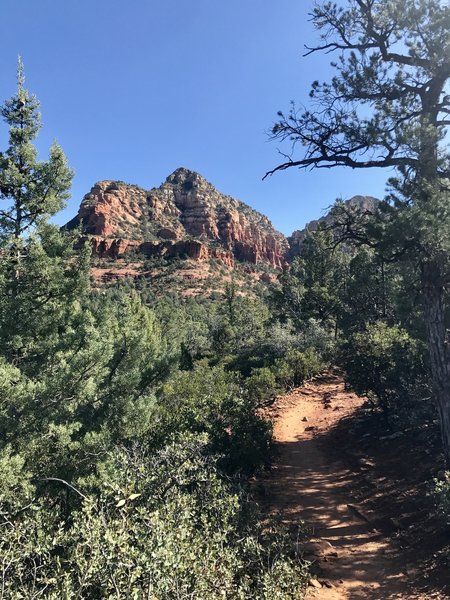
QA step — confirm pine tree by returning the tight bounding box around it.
[0,58,72,248]
[0,63,169,491]
[0,59,84,368]
[267,0,450,462]
[274,227,348,333]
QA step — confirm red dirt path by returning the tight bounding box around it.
[259,373,449,599]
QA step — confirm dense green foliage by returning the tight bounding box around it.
[341,323,429,425]
[275,225,433,426]
[0,67,313,599]
[1,438,308,599]
[3,0,450,590]
[433,472,450,525]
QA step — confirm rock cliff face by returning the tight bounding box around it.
[66,171,378,294]
[67,168,288,269]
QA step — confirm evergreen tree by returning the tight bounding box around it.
[0,63,170,493]
[274,227,348,333]
[0,59,79,368]
[341,248,396,333]
[0,58,72,250]
[268,0,450,462]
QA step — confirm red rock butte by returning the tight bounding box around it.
[66,167,289,270]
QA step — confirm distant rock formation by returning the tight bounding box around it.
[65,169,379,293]
[287,195,379,260]
[66,168,289,269]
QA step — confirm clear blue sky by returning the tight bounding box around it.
[0,0,390,236]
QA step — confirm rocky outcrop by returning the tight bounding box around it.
[67,168,288,269]
[288,195,379,260]
[66,181,148,238]
[66,171,378,284]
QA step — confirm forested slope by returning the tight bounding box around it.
[1,0,450,594]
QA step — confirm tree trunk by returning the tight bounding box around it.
[422,267,450,465]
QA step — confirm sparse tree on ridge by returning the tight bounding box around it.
[267,0,450,462]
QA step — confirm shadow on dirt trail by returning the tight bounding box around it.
[259,373,450,600]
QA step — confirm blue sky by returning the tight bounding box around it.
[0,0,390,235]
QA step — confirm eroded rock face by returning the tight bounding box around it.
[67,168,288,269]
[66,181,148,238]
[67,171,377,280]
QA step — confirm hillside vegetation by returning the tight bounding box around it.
[1,0,450,595]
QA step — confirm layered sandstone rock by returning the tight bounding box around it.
[66,171,377,285]
[67,168,288,269]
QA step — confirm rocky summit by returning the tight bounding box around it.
[66,167,288,270]
[65,168,377,294]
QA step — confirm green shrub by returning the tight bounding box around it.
[245,348,323,405]
[0,439,308,599]
[245,367,281,406]
[433,472,450,525]
[273,348,323,389]
[272,358,296,390]
[159,362,272,475]
[340,322,428,423]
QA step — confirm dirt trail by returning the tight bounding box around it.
[261,373,446,600]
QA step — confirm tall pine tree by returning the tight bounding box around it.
[268,0,450,462]
[0,59,80,368]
